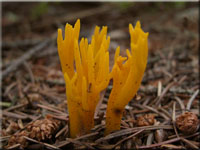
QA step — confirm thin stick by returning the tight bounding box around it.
[2,111,27,119]
[157,81,162,96]
[36,104,67,116]
[174,96,185,113]
[65,138,95,150]
[94,90,106,118]
[138,132,199,149]
[55,125,68,138]
[155,81,175,106]
[186,89,199,110]
[180,137,199,149]
[7,144,20,150]
[113,129,144,148]
[172,102,180,139]
[146,132,154,146]
[55,132,99,148]
[24,136,60,150]
[96,125,173,143]
[3,102,28,112]
[23,62,35,84]
[2,39,51,79]
[133,103,170,120]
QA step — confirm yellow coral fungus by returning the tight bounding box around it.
[105,21,148,135]
[57,19,110,138]
[57,19,148,137]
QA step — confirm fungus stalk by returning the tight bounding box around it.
[57,19,110,138]
[105,21,148,135]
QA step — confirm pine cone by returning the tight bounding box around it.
[27,117,61,141]
[6,117,61,149]
[176,112,199,135]
[137,114,155,127]
[7,130,29,149]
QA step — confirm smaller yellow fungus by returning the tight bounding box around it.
[105,21,148,135]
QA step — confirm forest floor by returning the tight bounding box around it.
[1,2,199,150]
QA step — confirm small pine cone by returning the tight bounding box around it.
[27,117,61,141]
[176,112,199,135]
[7,130,29,149]
[137,114,155,127]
